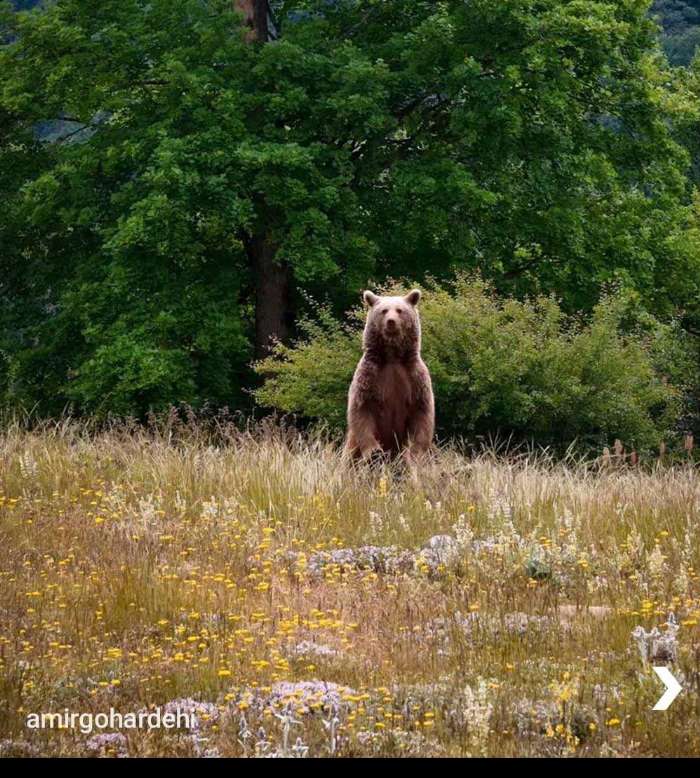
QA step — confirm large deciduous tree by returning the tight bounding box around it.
[1,0,698,418]
[236,0,294,358]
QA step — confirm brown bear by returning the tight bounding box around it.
[344,289,435,464]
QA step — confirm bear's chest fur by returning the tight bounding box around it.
[373,362,415,451]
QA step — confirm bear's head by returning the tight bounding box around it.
[362,289,422,358]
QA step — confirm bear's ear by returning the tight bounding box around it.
[363,290,379,307]
[404,289,421,306]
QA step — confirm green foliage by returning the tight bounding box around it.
[255,301,363,429]
[255,277,696,452]
[1,1,699,423]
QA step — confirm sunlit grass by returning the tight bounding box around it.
[1,418,699,756]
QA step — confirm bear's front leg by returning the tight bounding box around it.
[404,397,435,476]
[345,354,383,462]
[344,404,382,461]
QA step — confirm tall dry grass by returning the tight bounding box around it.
[0,418,699,756]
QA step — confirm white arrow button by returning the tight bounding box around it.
[652,666,682,710]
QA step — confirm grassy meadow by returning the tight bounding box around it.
[0,418,699,757]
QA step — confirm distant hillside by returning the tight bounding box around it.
[652,0,700,64]
[8,0,700,66]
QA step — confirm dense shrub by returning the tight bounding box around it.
[254,277,696,452]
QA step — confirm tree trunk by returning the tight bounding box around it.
[236,1,292,357]
[234,0,271,42]
[248,235,292,358]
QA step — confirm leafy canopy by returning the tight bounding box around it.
[0,0,698,421]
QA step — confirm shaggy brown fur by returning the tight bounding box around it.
[344,289,435,465]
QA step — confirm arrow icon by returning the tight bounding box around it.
[652,666,682,710]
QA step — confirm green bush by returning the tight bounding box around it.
[254,277,696,452]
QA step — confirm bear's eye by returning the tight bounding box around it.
[395,308,403,314]
[381,308,389,314]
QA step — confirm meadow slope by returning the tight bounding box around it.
[1,420,699,757]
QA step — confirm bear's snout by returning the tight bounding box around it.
[382,308,404,336]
